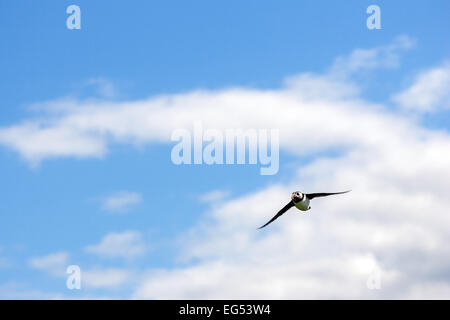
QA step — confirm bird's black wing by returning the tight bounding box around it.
[258,201,295,229]
[306,190,351,199]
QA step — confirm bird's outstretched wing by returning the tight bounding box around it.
[258,201,295,229]
[306,190,351,199]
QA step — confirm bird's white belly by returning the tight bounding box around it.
[294,198,310,211]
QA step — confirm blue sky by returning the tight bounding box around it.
[0,1,449,299]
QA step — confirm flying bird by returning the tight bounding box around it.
[258,190,351,229]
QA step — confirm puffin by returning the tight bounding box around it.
[258,190,351,229]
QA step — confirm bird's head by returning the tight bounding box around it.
[291,191,304,202]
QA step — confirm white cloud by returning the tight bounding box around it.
[392,61,450,112]
[29,252,69,276]
[100,191,142,213]
[129,39,449,299]
[2,37,450,299]
[85,231,146,259]
[0,81,409,165]
[133,141,450,298]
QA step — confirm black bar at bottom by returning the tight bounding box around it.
[0,300,447,318]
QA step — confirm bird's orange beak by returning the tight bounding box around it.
[291,193,295,200]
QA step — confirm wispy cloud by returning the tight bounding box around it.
[0,282,64,300]
[84,231,146,259]
[100,191,142,213]
[85,77,117,99]
[29,252,69,276]
[330,35,416,76]
[198,190,230,203]
[82,268,133,289]
[392,61,450,112]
